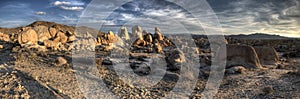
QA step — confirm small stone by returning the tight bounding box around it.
[102,59,113,65]
[56,57,68,66]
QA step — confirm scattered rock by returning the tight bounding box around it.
[56,57,68,66]
[226,66,247,74]
[262,86,274,94]
[131,62,151,76]
[102,59,113,65]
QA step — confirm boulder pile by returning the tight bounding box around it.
[0,32,10,42]
[131,27,175,53]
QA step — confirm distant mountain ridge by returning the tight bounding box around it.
[228,33,288,39]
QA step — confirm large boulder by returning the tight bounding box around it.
[132,25,143,39]
[132,38,146,47]
[18,28,38,45]
[33,25,52,42]
[226,44,262,68]
[67,35,76,42]
[118,26,130,40]
[43,40,60,50]
[0,32,10,42]
[55,32,68,44]
[165,49,185,70]
[142,30,148,35]
[154,27,164,41]
[154,43,162,53]
[107,31,116,43]
[143,33,153,44]
[49,27,58,38]
[254,46,280,65]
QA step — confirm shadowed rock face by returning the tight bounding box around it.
[254,46,280,65]
[226,44,262,68]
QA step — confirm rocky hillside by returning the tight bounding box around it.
[0,21,299,98]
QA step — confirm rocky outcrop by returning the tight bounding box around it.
[0,32,10,42]
[107,31,116,43]
[54,32,68,44]
[118,26,130,40]
[43,40,61,51]
[33,26,52,42]
[49,27,58,38]
[254,46,280,65]
[18,27,38,46]
[226,44,262,68]
[165,49,185,70]
[131,27,175,53]
[132,25,143,39]
[143,33,153,44]
[154,27,164,41]
[153,43,162,53]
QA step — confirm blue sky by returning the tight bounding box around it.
[0,0,299,37]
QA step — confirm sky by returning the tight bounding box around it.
[0,0,299,37]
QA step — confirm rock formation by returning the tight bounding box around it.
[118,26,130,40]
[132,25,143,39]
[33,25,52,42]
[18,27,38,46]
[154,27,164,41]
[0,32,10,42]
[226,44,262,68]
[131,27,175,53]
[165,49,186,70]
[254,46,280,65]
[44,40,61,51]
[143,33,153,44]
[107,31,116,43]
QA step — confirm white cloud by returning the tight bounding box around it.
[53,1,71,6]
[35,11,46,15]
[52,1,85,11]
[60,6,84,11]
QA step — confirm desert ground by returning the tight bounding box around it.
[0,21,300,98]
